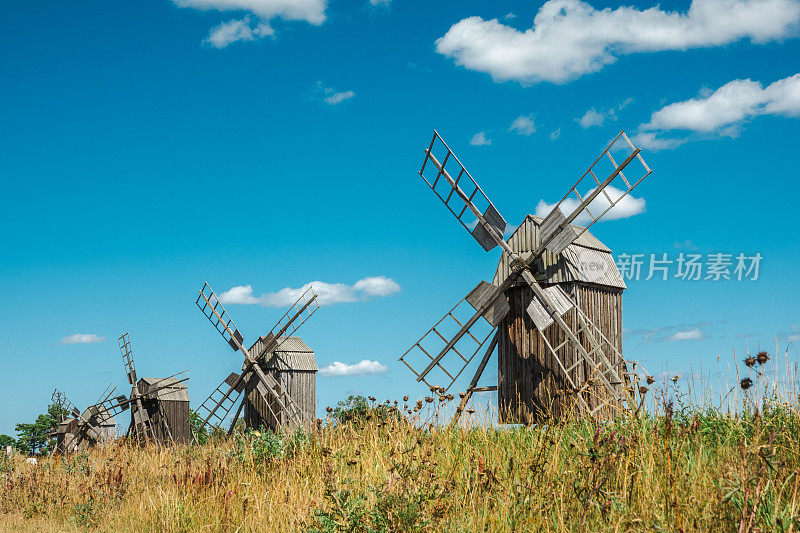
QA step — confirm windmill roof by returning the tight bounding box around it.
[492,215,626,290]
[249,336,317,371]
[139,377,190,402]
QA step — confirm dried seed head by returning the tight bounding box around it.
[403,395,409,402]
[756,351,769,365]
[638,386,649,395]
[744,356,756,368]
[425,396,434,403]
[646,376,655,385]
[326,407,333,413]
[671,375,680,382]
[466,409,475,414]
[740,377,753,390]
[368,396,376,402]
[459,392,466,399]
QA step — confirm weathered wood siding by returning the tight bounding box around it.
[243,370,316,432]
[498,283,624,423]
[137,399,190,443]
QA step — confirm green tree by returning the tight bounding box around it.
[15,403,68,455]
[0,434,15,449]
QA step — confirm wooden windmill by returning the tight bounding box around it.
[50,385,117,454]
[119,333,191,444]
[399,131,654,424]
[193,282,319,436]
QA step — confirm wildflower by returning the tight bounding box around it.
[756,351,769,365]
[744,356,756,367]
[740,377,753,390]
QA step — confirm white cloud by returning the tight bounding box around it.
[205,17,274,47]
[369,0,391,5]
[435,0,800,84]
[578,108,606,128]
[316,82,356,105]
[61,334,106,345]
[667,328,707,341]
[173,0,327,25]
[509,115,536,135]
[534,185,645,225]
[218,276,401,307]
[630,131,687,151]
[469,131,492,146]
[549,128,561,140]
[643,74,800,133]
[319,359,389,377]
[325,90,356,105]
[504,12,517,20]
[636,73,800,149]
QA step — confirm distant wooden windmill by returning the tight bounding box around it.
[119,333,191,444]
[50,386,117,454]
[192,282,319,436]
[399,131,654,424]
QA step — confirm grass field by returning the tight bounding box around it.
[2,348,799,532]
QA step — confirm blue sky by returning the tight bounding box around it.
[1,0,799,435]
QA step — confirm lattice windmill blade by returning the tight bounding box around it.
[419,131,509,252]
[534,131,652,257]
[118,333,154,444]
[51,389,77,421]
[400,287,500,389]
[196,282,249,354]
[95,384,117,406]
[193,372,246,433]
[119,333,139,387]
[255,285,319,359]
[514,270,627,413]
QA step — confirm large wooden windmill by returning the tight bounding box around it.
[50,386,117,454]
[193,282,319,436]
[399,131,654,424]
[119,333,191,444]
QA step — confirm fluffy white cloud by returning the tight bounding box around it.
[435,0,800,84]
[549,128,561,140]
[469,131,492,146]
[369,0,391,6]
[667,328,707,341]
[643,74,800,133]
[319,360,389,377]
[205,17,274,47]
[218,277,401,307]
[534,185,645,225]
[637,73,800,149]
[61,334,106,345]
[173,0,327,24]
[509,115,536,135]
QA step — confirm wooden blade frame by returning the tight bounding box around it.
[408,130,653,420]
[399,293,497,392]
[118,333,155,446]
[419,130,507,252]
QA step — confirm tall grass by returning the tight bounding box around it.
[2,346,799,532]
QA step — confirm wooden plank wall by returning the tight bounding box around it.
[244,370,316,432]
[498,283,623,423]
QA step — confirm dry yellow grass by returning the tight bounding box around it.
[2,347,799,531]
